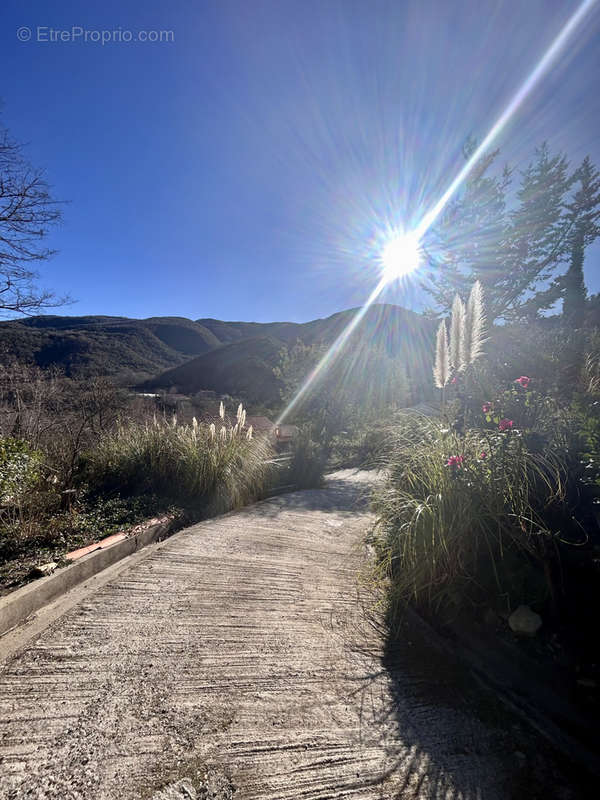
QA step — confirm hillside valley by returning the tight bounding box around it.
[0,305,434,407]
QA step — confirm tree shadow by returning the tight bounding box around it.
[233,472,584,796]
[332,597,586,799]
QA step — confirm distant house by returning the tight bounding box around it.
[273,424,299,444]
[244,416,298,448]
[244,416,276,437]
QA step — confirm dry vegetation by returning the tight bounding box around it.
[0,365,285,593]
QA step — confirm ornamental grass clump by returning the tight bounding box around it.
[372,413,567,614]
[376,281,573,617]
[80,404,274,513]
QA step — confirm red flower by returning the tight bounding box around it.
[480,451,487,459]
[446,455,465,468]
[498,418,514,431]
[514,376,531,388]
[482,402,492,413]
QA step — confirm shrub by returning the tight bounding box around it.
[285,427,325,489]
[0,437,42,506]
[355,426,394,468]
[327,425,391,470]
[372,413,570,616]
[373,282,596,619]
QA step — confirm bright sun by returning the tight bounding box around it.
[380,232,421,282]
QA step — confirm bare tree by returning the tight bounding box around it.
[0,361,126,486]
[0,119,66,315]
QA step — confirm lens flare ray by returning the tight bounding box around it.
[277,0,597,426]
[415,0,597,240]
[276,277,388,424]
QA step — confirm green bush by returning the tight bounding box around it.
[327,426,389,470]
[285,428,325,489]
[375,280,600,626]
[354,426,394,468]
[0,438,42,505]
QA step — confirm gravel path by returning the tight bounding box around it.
[0,471,568,799]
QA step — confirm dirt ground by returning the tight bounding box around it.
[0,471,591,798]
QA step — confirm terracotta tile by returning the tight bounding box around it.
[98,532,127,548]
[65,532,127,561]
[65,543,102,561]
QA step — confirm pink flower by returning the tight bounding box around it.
[514,376,531,388]
[451,377,457,384]
[480,451,487,459]
[446,455,465,468]
[482,402,492,413]
[498,418,514,431]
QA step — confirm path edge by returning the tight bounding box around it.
[400,604,600,780]
[0,517,174,638]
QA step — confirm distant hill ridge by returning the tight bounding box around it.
[0,305,434,403]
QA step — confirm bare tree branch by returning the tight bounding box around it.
[0,120,69,316]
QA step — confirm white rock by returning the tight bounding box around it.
[508,604,542,636]
[32,562,58,578]
[150,778,198,799]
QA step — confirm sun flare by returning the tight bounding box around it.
[380,232,421,282]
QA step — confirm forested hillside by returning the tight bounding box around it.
[1,305,434,403]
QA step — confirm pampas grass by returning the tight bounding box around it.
[433,321,450,389]
[462,280,486,367]
[449,294,465,373]
[434,281,487,395]
[81,407,274,513]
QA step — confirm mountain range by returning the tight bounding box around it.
[0,305,435,407]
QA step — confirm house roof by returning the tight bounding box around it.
[245,415,275,432]
[275,424,299,438]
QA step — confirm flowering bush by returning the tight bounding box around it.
[514,376,531,388]
[374,282,595,619]
[0,438,42,506]
[373,410,569,614]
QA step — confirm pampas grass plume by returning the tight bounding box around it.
[450,294,465,372]
[433,321,450,389]
[464,280,486,365]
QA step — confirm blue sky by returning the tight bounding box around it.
[2,0,599,322]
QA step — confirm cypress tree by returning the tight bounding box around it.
[563,156,600,325]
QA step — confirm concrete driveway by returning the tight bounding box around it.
[0,471,579,799]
